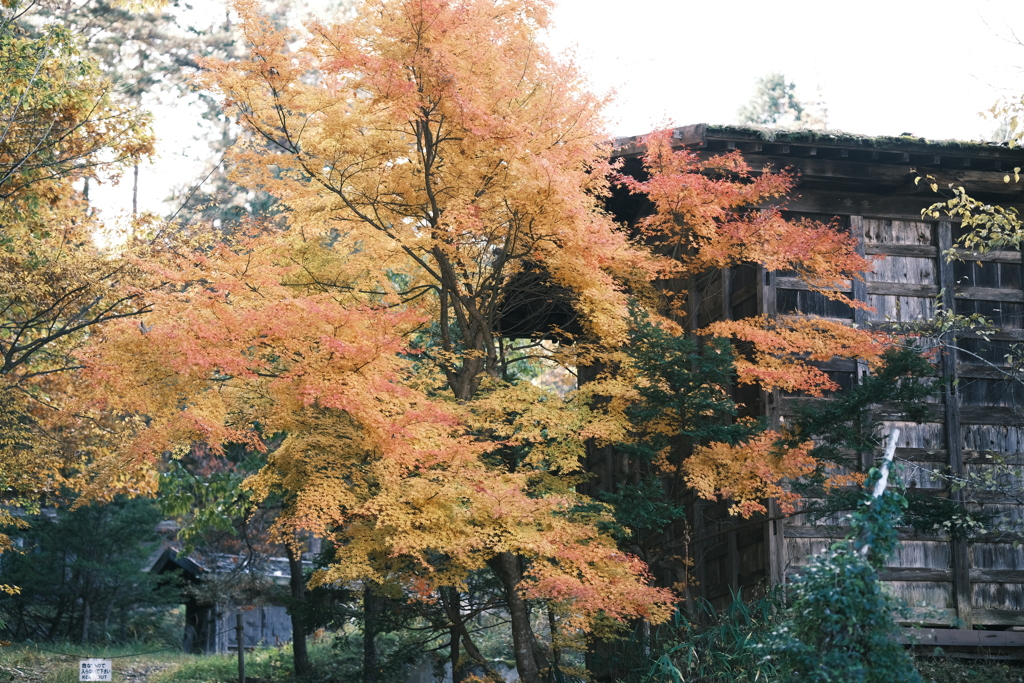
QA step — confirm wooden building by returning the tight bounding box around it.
[610,124,1024,634]
[148,547,295,653]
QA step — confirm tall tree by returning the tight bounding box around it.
[0,3,154,555]
[737,72,826,129]
[181,1,672,680]
[84,227,673,682]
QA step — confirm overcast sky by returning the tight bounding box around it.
[96,0,1024,220]
[548,0,1024,140]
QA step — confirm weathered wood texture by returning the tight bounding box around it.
[219,605,294,653]
[772,215,1024,629]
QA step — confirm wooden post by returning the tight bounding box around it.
[938,221,972,629]
[850,216,871,392]
[236,613,245,683]
[760,265,787,588]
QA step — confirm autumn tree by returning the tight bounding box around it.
[167,1,676,680]
[613,129,883,517]
[0,3,153,557]
[85,229,673,683]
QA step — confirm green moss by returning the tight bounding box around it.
[703,123,1005,152]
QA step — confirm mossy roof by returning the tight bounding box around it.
[614,123,1024,159]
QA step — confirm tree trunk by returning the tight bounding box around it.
[363,583,381,683]
[448,621,461,683]
[285,543,311,676]
[80,599,90,645]
[132,163,139,216]
[439,587,463,683]
[488,552,548,683]
[548,607,560,670]
[439,586,504,683]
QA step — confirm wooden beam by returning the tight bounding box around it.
[971,568,1024,582]
[957,364,1024,380]
[973,609,1024,627]
[940,220,973,629]
[964,450,1024,464]
[959,405,1024,425]
[775,276,852,292]
[778,397,945,421]
[864,244,939,258]
[961,328,1024,342]
[783,525,851,539]
[902,608,957,626]
[781,190,951,220]
[670,124,706,146]
[901,628,1024,647]
[878,567,952,582]
[741,154,914,185]
[866,282,940,297]
[955,286,1024,303]
[949,249,1023,263]
[897,447,949,462]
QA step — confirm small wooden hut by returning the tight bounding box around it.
[148,547,295,653]
[610,124,1024,637]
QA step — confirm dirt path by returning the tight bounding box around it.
[0,659,181,683]
[116,661,179,681]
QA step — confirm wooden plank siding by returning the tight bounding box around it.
[771,215,1024,628]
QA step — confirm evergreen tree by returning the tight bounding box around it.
[0,497,175,643]
[737,72,826,128]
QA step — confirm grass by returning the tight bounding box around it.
[915,656,1024,683]
[0,641,340,683]
[0,642,190,683]
[0,638,361,683]
[3,638,1024,682]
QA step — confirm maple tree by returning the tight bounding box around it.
[0,4,153,563]
[66,0,892,678]
[154,1,672,680]
[84,228,672,682]
[611,129,884,517]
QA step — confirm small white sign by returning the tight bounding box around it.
[79,658,112,682]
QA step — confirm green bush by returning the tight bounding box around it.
[763,468,921,683]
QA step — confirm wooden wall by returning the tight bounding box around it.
[769,215,1024,628]
[217,604,294,652]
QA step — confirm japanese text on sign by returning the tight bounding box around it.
[79,659,112,682]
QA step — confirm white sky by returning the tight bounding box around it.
[547,0,1024,140]
[93,0,1024,220]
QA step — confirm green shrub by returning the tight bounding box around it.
[762,465,921,683]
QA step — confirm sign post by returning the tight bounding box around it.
[236,612,245,683]
[79,659,112,682]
